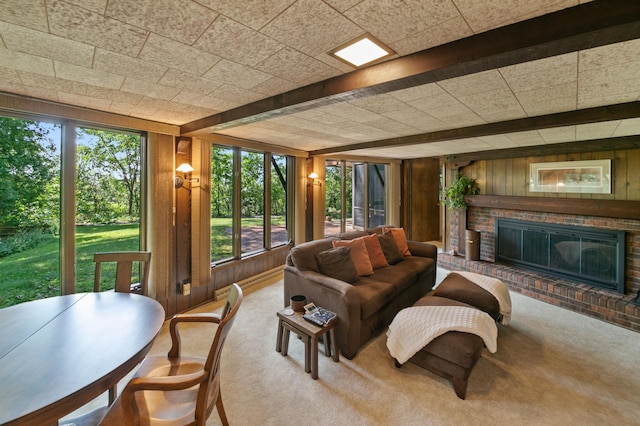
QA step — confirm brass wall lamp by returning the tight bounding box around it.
[174,163,199,189]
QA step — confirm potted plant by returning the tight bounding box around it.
[443,173,480,210]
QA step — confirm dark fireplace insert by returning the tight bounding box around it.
[495,218,625,293]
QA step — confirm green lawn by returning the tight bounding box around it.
[0,224,139,308]
[1,217,282,307]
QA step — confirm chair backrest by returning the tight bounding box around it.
[93,251,151,294]
[199,283,243,423]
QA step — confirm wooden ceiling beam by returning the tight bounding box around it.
[180,0,640,137]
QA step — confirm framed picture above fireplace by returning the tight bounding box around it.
[529,159,611,194]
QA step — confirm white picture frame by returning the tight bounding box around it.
[529,159,611,194]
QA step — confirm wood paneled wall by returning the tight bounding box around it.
[463,148,640,201]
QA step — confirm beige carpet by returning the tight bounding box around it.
[65,270,640,425]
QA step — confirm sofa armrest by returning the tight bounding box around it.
[408,241,438,260]
[283,265,363,358]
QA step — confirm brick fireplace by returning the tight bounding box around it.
[437,196,640,332]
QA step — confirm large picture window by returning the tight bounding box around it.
[210,145,291,263]
[0,115,145,307]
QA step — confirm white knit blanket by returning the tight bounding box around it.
[386,306,498,364]
[450,271,513,325]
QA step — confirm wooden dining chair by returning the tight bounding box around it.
[93,251,151,295]
[100,283,243,426]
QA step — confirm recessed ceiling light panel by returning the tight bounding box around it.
[330,34,394,68]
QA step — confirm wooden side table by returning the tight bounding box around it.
[276,308,339,379]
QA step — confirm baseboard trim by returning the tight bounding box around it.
[214,265,284,300]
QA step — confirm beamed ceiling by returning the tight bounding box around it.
[1,0,639,160]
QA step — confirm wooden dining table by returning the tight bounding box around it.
[0,292,165,426]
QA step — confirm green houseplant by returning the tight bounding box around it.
[443,173,480,210]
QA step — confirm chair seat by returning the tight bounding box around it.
[102,356,209,426]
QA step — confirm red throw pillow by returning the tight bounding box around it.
[332,238,374,276]
[357,234,388,269]
[383,227,411,256]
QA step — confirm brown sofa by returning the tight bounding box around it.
[283,227,438,359]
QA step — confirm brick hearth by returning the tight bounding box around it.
[441,206,640,333]
[438,254,640,332]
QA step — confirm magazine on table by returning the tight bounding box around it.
[302,303,337,326]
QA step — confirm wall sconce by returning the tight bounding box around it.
[308,172,322,187]
[174,163,199,189]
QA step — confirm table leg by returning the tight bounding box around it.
[329,328,339,362]
[282,328,290,357]
[311,336,319,380]
[304,334,311,374]
[276,319,283,353]
[323,332,331,357]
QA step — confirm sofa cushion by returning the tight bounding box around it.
[358,234,388,269]
[378,232,404,265]
[352,278,396,319]
[315,246,359,284]
[333,238,374,276]
[383,227,411,256]
[401,256,436,281]
[432,273,501,320]
[289,238,334,272]
[369,265,416,293]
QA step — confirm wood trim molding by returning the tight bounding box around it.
[465,195,640,220]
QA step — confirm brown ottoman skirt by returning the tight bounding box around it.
[395,295,485,399]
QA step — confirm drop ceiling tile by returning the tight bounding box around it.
[0,66,20,85]
[48,0,148,57]
[158,69,223,96]
[440,70,510,97]
[208,84,263,105]
[58,92,113,110]
[172,90,228,111]
[139,34,221,77]
[576,122,619,140]
[105,0,218,45]
[349,94,411,114]
[404,0,463,29]
[121,77,181,100]
[317,103,384,124]
[13,86,60,103]
[508,130,546,146]
[579,38,640,69]
[65,0,107,14]
[453,0,575,33]
[390,15,473,56]
[519,95,577,117]
[18,71,88,96]
[85,85,143,104]
[501,53,577,92]
[0,48,54,76]
[344,0,426,44]
[578,61,640,88]
[478,134,521,149]
[54,61,123,89]
[539,126,577,144]
[262,0,362,56]
[256,46,337,84]
[323,0,362,13]
[202,59,272,90]
[367,117,421,136]
[251,76,298,96]
[0,22,94,67]
[613,118,640,137]
[382,107,449,132]
[457,88,524,116]
[195,0,295,31]
[194,16,284,67]
[578,81,640,109]
[390,83,446,103]
[0,0,48,32]
[94,49,167,82]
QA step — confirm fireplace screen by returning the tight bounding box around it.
[495,218,625,293]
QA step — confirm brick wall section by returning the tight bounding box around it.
[442,206,640,333]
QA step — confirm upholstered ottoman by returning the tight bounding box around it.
[433,271,511,324]
[394,296,487,399]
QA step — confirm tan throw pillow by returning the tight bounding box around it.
[358,234,388,269]
[383,227,411,256]
[332,238,374,276]
[378,232,404,265]
[315,246,359,284]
